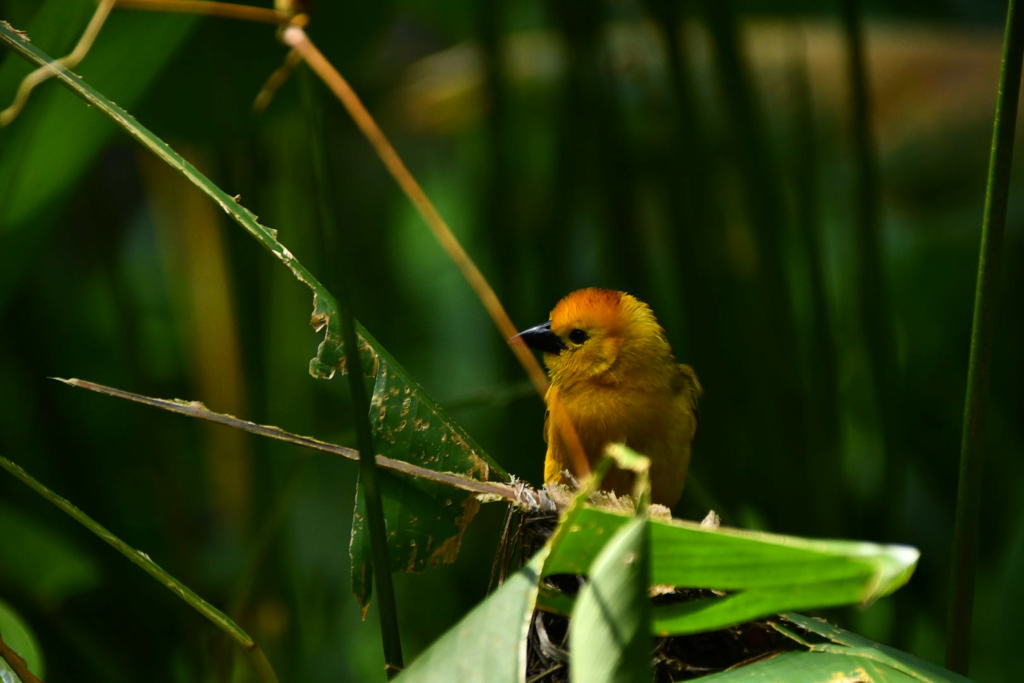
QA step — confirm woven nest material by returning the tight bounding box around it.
[526,593,798,682]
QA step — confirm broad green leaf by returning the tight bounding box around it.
[0,599,43,679]
[349,332,497,606]
[543,507,918,635]
[394,548,548,683]
[569,517,650,683]
[776,613,972,682]
[651,581,862,635]
[697,651,925,682]
[699,615,971,682]
[0,502,101,604]
[0,23,507,609]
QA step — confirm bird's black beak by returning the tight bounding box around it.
[514,321,565,354]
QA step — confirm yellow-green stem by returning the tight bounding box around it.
[946,0,1024,673]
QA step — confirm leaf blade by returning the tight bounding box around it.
[394,548,548,683]
[349,353,491,606]
[0,23,508,607]
[544,507,918,635]
[569,517,651,683]
[0,455,277,682]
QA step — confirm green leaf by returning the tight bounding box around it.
[700,615,972,682]
[651,582,863,635]
[947,0,1024,671]
[0,6,197,230]
[394,548,548,683]
[349,334,497,607]
[569,517,650,683]
[0,455,278,682]
[543,507,918,635]
[0,599,43,679]
[697,651,923,682]
[0,21,337,369]
[0,22,508,610]
[0,4,197,312]
[0,502,101,604]
[778,614,973,682]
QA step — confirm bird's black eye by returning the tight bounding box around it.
[568,328,589,344]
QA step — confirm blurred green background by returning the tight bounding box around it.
[1,0,1022,680]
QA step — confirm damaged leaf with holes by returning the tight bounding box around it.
[348,330,501,607]
[696,614,972,682]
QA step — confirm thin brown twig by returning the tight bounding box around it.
[114,0,290,24]
[281,25,592,479]
[1,0,591,481]
[0,0,115,126]
[280,25,543,392]
[0,0,293,126]
[252,47,302,112]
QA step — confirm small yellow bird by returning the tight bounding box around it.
[516,288,701,507]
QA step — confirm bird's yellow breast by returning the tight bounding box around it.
[517,288,700,507]
[543,367,698,506]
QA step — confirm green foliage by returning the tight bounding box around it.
[0,20,504,629]
[389,498,941,680]
[0,599,44,679]
[350,335,500,608]
[0,455,277,681]
[0,502,100,605]
[0,0,1021,681]
[0,2,196,230]
[568,517,651,683]
[701,651,936,682]
[541,506,917,635]
[947,0,1024,672]
[683,614,975,682]
[393,549,548,683]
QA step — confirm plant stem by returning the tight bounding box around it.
[302,81,404,677]
[0,20,347,377]
[280,25,549,399]
[114,0,289,24]
[0,0,114,126]
[281,25,592,479]
[0,455,278,682]
[946,0,1024,673]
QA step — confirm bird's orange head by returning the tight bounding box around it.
[516,288,674,388]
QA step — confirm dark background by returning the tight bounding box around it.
[0,0,1021,680]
